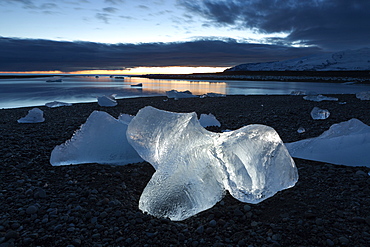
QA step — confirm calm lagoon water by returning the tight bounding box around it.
[2,75,370,109]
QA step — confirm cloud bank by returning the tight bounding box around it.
[179,0,370,50]
[0,37,322,72]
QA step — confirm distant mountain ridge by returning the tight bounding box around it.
[226,48,370,71]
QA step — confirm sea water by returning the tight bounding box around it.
[2,75,370,109]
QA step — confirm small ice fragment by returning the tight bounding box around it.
[17,108,45,123]
[203,93,226,97]
[166,90,198,99]
[311,107,330,120]
[290,90,306,95]
[50,111,143,166]
[45,101,72,108]
[303,95,338,102]
[356,91,370,100]
[131,83,142,87]
[199,113,221,127]
[297,127,305,133]
[98,95,117,107]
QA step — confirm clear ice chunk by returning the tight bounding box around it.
[50,111,143,166]
[45,101,72,108]
[166,90,198,99]
[356,91,370,100]
[311,107,330,120]
[297,127,306,133]
[199,113,221,127]
[17,108,45,123]
[303,95,338,102]
[286,118,370,167]
[127,106,298,221]
[97,95,117,107]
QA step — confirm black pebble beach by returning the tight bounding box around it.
[1,95,370,247]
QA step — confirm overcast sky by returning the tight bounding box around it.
[1,0,369,73]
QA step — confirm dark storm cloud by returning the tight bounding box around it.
[0,37,322,72]
[179,0,370,50]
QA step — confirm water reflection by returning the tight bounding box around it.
[2,75,370,109]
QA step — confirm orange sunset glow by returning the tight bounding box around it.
[1,67,229,76]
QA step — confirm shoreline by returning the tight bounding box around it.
[1,95,370,246]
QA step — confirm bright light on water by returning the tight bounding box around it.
[2,75,370,109]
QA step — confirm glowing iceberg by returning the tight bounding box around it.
[17,108,45,123]
[127,106,298,221]
[50,111,143,166]
[286,118,370,167]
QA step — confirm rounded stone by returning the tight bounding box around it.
[26,205,38,215]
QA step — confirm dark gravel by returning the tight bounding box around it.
[1,95,370,247]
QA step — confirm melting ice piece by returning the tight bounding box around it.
[127,106,298,221]
[166,90,198,99]
[50,111,143,166]
[311,107,330,120]
[202,92,226,98]
[303,95,338,102]
[98,95,117,107]
[356,91,370,100]
[291,90,307,95]
[297,127,306,133]
[199,113,221,127]
[286,118,370,167]
[17,108,45,123]
[45,101,72,108]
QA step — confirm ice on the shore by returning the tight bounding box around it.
[303,94,338,102]
[311,107,330,120]
[166,90,198,99]
[127,106,298,221]
[297,127,306,134]
[118,113,134,125]
[201,92,226,98]
[50,111,143,166]
[17,108,45,123]
[286,118,370,167]
[356,91,370,100]
[45,101,72,108]
[97,95,117,107]
[199,113,221,127]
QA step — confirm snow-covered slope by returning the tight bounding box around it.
[227,48,370,71]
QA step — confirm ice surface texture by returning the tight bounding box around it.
[17,108,45,123]
[286,118,370,167]
[127,106,298,221]
[311,107,330,120]
[50,111,143,166]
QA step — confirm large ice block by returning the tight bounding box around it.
[127,106,298,221]
[50,111,143,166]
[17,108,45,123]
[286,118,370,167]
